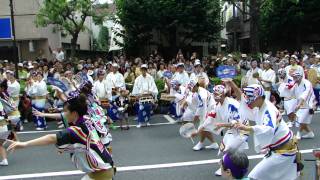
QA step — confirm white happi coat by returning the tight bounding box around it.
[239,96,297,180]
[105,71,125,95]
[190,71,209,86]
[132,74,158,96]
[200,97,248,152]
[170,85,187,118]
[293,79,316,124]
[172,71,190,86]
[93,79,111,101]
[278,77,297,115]
[182,90,204,122]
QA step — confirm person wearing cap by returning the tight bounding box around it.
[239,54,250,76]
[132,64,158,128]
[291,71,316,139]
[93,70,110,104]
[284,55,304,82]
[18,63,28,80]
[220,150,250,180]
[172,63,190,87]
[258,61,276,100]
[226,80,299,180]
[105,63,125,97]
[25,72,48,130]
[190,61,209,87]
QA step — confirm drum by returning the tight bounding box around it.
[160,93,176,101]
[308,68,318,87]
[139,93,154,104]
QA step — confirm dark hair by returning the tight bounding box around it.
[65,95,87,116]
[222,150,249,179]
[0,79,8,90]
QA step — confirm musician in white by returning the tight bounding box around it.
[291,71,316,139]
[245,60,262,86]
[227,81,298,180]
[132,64,158,128]
[93,70,110,101]
[26,72,48,130]
[277,68,297,128]
[172,63,190,86]
[258,60,276,100]
[190,60,209,87]
[105,63,125,96]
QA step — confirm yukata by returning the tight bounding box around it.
[132,74,158,123]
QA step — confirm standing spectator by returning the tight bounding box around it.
[258,61,276,100]
[244,60,262,86]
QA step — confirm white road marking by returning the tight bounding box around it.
[17,122,174,134]
[163,115,176,123]
[0,148,315,179]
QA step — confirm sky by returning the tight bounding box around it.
[99,0,113,4]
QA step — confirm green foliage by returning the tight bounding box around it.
[210,75,242,87]
[115,0,221,55]
[259,0,320,49]
[36,0,108,57]
[97,26,110,51]
[155,79,165,92]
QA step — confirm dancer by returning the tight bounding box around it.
[7,95,115,180]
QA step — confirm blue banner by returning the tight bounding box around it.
[163,70,173,79]
[0,18,12,39]
[216,65,237,79]
[47,77,68,92]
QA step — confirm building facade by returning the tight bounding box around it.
[0,0,92,61]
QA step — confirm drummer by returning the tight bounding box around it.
[93,70,110,107]
[132,64,158,128]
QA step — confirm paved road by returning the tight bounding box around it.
[0,114,320,180]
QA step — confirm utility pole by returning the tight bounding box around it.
[9,0,19,79]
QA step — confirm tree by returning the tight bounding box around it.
[97,26,109,51]
[36,0,108,59]
[225,0,270,53]
[260,0,320,51]
[115,0,221,57]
